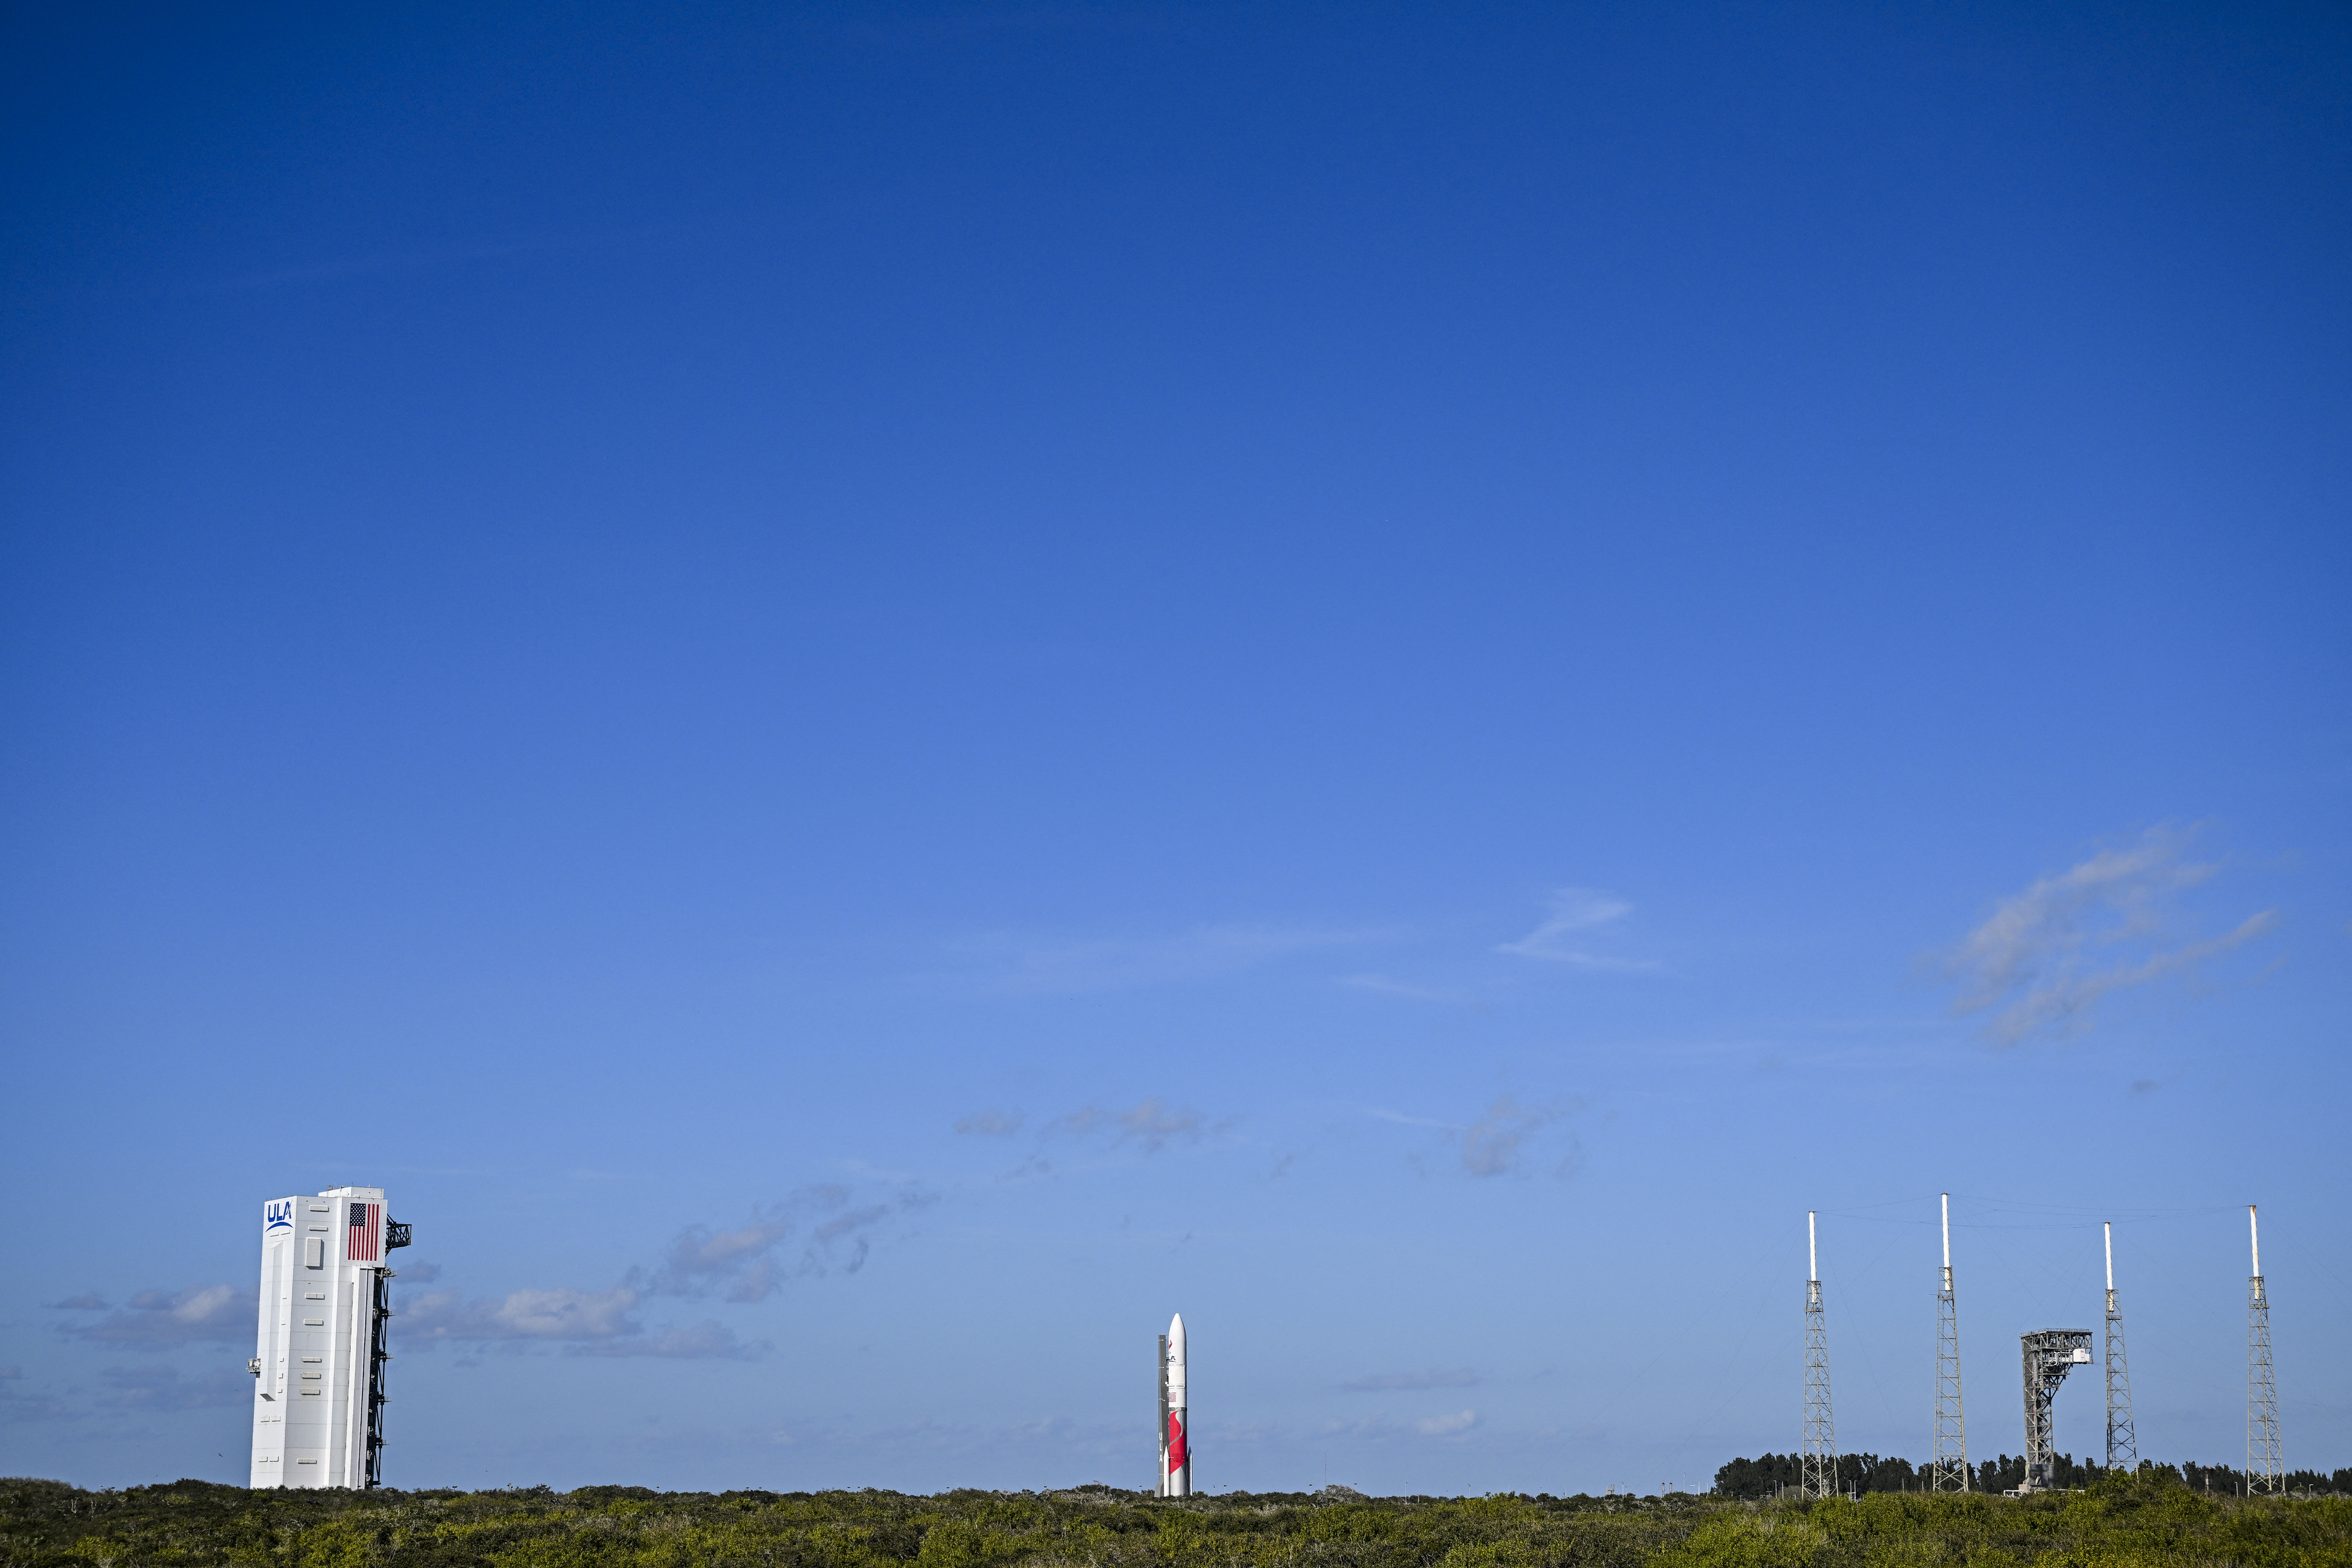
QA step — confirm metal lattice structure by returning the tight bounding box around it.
[1803,1211,1837,1500]
[2104,1222,2135,1472]
[1155,1333,1169,1496]
[1932,1193,1968,1492]
[2248,1206,2282,1494]
[2020,1329,2093,1493]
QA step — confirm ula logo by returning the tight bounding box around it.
[265,1201,293,1233]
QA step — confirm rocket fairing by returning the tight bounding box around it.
[1165,1313,1191,1497]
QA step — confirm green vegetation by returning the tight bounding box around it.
[5,1470,2350,1568]
[1713,1452,2352,1499]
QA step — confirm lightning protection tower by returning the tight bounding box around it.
[2103,1222,2136,1471]
[2247,1205,2282,1494]
[1932,1193,1968,1492]
[1802,1210,1837,1500]
[2019,1329,2093,1493]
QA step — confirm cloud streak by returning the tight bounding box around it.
[400,1285,645,1344]
[100,1365,252,1412]
[63,1285,251,1344]
[1499,888,1661,971]
[634,1185,934,1302]
[1945,828,2278,1042]
[1060,1096,1207,1153]
[1456,1093,1577,1177]
[577,1321,769,1361]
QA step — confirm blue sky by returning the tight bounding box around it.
[2,1,2347,1495]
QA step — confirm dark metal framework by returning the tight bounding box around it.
[2019,1329,2093,1492]
[361,1217,409,1488]
[2248,1206,2281,1493]
[1801,1213,1836,1501]
[1155,1333,1169,1497]
[2104,1224,2135,1470]
[1931,1195,1967,1493]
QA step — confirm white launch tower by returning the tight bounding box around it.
[248,1185,410,1488]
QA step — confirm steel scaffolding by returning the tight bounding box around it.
[2103,1222,2135,1471]
[1932,1193,1968,1492]
[2248,1206,2282,1494]
[2020,1329,2093,1493]
[1803,1211,1837,1500]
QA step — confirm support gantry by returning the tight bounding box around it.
[2019,1329,2093,1493]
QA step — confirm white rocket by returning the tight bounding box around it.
[1162,1312,1191,1496]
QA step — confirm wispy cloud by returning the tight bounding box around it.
[63,1285,250,1344]
[1499,888,1661,971]
[640,1211,795,1302]
[1944,827,2278,1042]
[45,1293,106,1310]
[1060,1096,1207,1153]
[636,1186,933,1301]
[952,923,1391,994]
[1456,1093,1575,1177]
[0,1366,71,1424]
[955,1108,1025,1137]
[400,1286,770,1361]
[99,1365,251,1412]
[400,1286,644,1344]
[1318,1409,1482,1440]
[577,1321,770,1361]
[1343,1368,1479,1391]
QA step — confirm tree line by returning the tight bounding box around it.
[1713,1453,2352,1499]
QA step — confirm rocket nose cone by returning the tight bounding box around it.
[1169,1313,1186,1350]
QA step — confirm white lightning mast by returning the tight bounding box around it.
[1802,1210,1837,1500]
[2103,1222,2135,1470]
[2247,1206,2281,1493]
[1932,1193,1968,1491]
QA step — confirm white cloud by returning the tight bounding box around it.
[1499,888,1661,970]
[1946,827,2278,1042]
[1416,1409,1479,1437]
[400,1285,644,1342]
[66,1285,250,1344]
[955,1108,1024,1136]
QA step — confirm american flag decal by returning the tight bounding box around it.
[347,1202,382,1262]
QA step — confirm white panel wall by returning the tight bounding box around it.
[250,1186,388,1488]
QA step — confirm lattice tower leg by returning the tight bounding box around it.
[2249,1276,2282,1494]
[1933,1274,1967,1491]
[2104,1288,2135,1471]
[1803,1279,1836,1500]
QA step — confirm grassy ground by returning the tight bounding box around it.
[4,1473,2347,1568]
